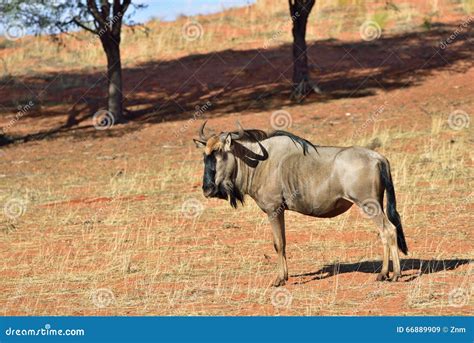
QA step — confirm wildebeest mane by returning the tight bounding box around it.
[228,129,317,155]
[269,130,317,155]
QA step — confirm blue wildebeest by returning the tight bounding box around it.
[194,121,408,286]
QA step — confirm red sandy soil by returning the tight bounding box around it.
[0,1,472,316]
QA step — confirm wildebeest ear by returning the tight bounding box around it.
[223,134,233,151]
[193,139,206,148]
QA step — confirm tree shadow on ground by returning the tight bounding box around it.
[292,258,472,284]
[0,22,472,146]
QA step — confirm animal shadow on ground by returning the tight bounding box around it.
[292,259,472,284]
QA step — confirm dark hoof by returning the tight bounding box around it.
[376,273,389,281]
[273,277,286,287]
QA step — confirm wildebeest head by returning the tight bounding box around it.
[193,121,316,207]
[193,121,259,208]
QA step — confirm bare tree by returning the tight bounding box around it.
[82,0,131,122]
[1,0,144,123]
[289,0,321,102]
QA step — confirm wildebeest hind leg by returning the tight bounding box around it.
[386,220,401,281]
[373,213,402,281]
[368,212,391,282]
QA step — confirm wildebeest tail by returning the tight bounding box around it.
[380,161,408,255]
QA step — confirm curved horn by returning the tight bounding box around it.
[231,121,245,140]
[199,120,212,141]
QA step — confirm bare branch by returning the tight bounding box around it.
[123,21,149,35]
[73,17,100,35]
[100,0,111,22]
[86,0,108,28]
[110,0,131,36]
[121,0,132,14]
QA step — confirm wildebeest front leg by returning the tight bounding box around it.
[268,211,288,287]
[371,213,390,281]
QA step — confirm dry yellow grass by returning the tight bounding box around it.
[1,89,472,315]
[1,0,472,78]
[0,0,472,316]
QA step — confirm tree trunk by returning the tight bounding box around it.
[289,0,320,102]
[102,37,124,123]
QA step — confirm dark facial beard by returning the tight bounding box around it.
[218,182,244,208]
